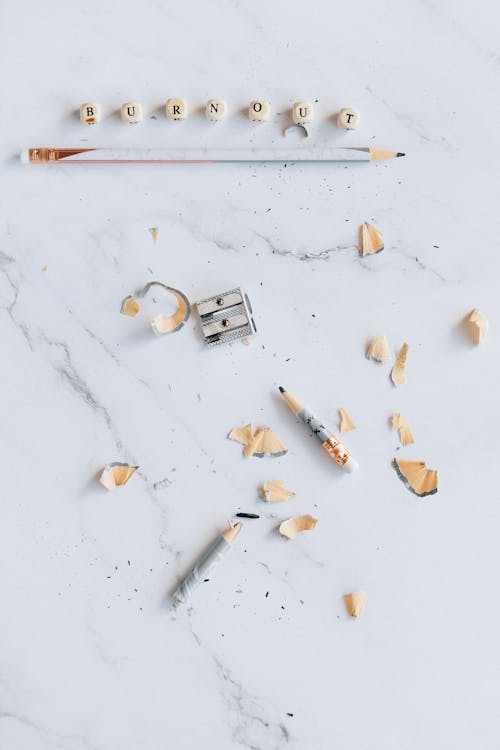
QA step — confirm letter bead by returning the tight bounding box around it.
[205,99,226,121]
[292,101,313,125]
[121,102,143,124]
[80,102,100,125]
[249,100,270,122]
[166,98,187,120]
[337,108,360,130]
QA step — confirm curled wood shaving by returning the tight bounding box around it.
[99,462,138,490]
[244,427,287,458]
[391,343,409,386]
[344,591,366,618]
[120,295,141,317]
[391,413,415,445]
[466,310,488,345]
[393,458,438,497]
[338,407,356,432]
[360,223,384,256]
[258,480,295,502]
[366,335,391,362]
[279,514,317,539]
[228,424,254,446]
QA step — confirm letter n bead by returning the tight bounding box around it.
[205,99,226,121]
[249,100,270,122]
[121,102,143,124]
[337,108,360,130]
[80,102,100,125]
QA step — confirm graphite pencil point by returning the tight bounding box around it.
[278,386,285,393]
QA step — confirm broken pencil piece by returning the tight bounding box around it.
[391,413,415,445]
[338,407,356,432]
[360,223,384,256]
[366,334,391,362]
[391,343,409,386]
[235,512,260,519]
[279,514,317,540]
[344,591,366,618]
[99,462,138,490]
[258,480,295,502]
[171,520,243,605]
[393,457,438,497]
[466,309,488,345]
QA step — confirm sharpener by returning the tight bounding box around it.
[195,287,257,347]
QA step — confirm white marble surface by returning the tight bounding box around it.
[1,1,500,748]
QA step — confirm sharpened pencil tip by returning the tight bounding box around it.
[396,152,405,157]
[278,386,285,393]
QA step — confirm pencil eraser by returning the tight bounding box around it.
[292,101,313,125]
[337,108,360,130]
[249,100,270,122]
[80,102,100,125]
[121,102,143,124]
[205,99,226,121]
[20,150,30,164]
[166,98,187,120]
[343,456,359,473]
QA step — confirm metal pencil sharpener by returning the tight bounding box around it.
[195,287,257,347]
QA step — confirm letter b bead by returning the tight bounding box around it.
[80,102,100,124]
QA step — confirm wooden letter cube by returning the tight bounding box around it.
[292,101,313,125]
[249,100,270,122]
[205,99,226,121]
[80,102,100,125]
[121,102,142,123]
[337,108,360,130]
[166,98,187,120]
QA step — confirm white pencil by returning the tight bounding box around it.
[21,147,405,164]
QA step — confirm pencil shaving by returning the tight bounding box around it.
[391,413,415,445]
[258,480,295,502]
[338,407,356,432]
[366,334,391,362]
[283,123,309,138]
[393,458,438,497]
[228,424,254,446]
[360,223,384,256]
[244,426,288,458]
[391,343,409,386]
[120,295,141,317]
[99,462,138,490]
[279,514,317,539]
[138,282,191,335]
[466,310,488,345]
[148,227,159,243]
[344,591,366,618]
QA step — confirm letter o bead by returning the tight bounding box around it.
[249,100,270,122]
[337,108,360,130]
[80,102,100,125]
[121,102,143,124]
